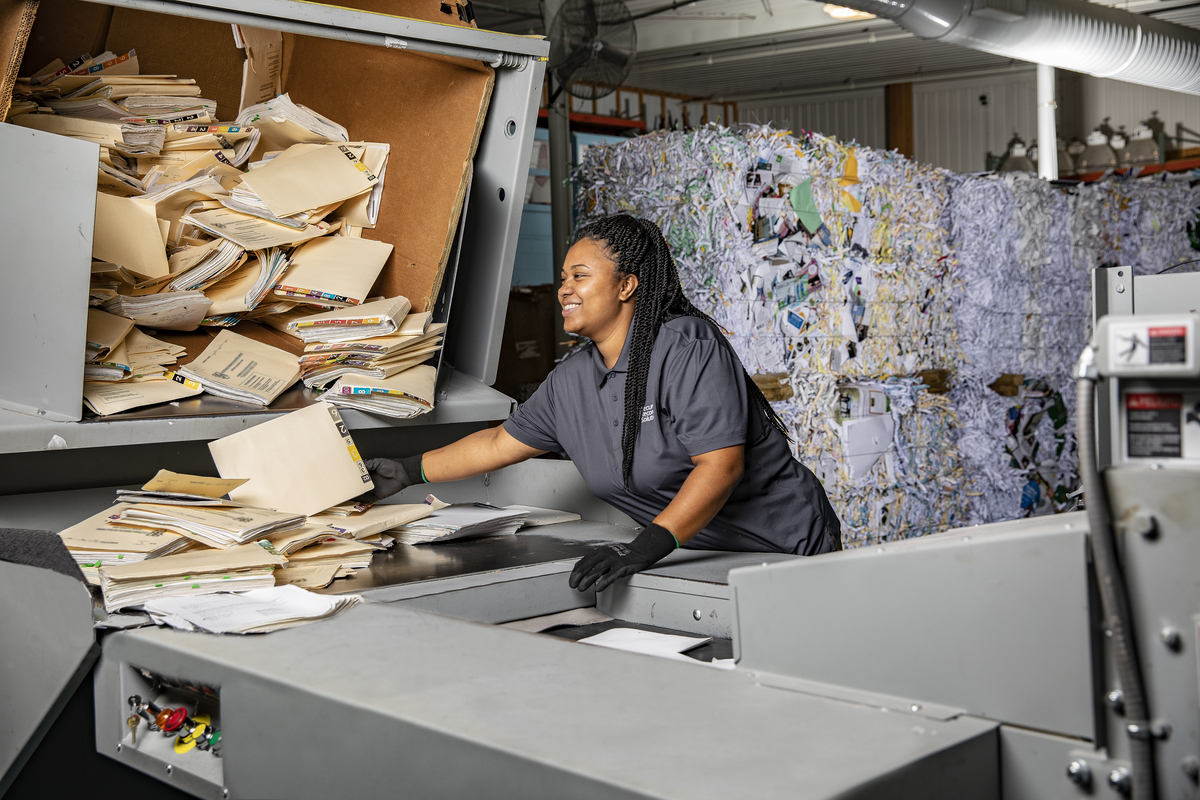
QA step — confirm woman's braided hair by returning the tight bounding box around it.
[574,214,790,486]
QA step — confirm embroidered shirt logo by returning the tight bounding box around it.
[641,404,655,423]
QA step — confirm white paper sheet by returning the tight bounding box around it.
[143,584,360,634]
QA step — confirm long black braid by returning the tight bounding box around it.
[574,215,790,486]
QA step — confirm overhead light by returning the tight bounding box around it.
[823,4,876,19]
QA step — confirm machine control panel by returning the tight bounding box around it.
[1098,314,1200,463]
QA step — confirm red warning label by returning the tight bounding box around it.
[1148,327,1187,363]
[1127,393,1182,410]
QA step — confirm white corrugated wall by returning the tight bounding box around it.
[913,71,1038,173]
[1080,77,1200,149]
[738,88,887,151]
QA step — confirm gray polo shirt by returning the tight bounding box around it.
[503,316,840,555]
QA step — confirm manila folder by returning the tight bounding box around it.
[209,403,373,516]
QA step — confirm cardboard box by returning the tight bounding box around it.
[16,0,494,314]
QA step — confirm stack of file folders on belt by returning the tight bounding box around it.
[98,543,286,613]
[390,504,528,545]
[278,535,381,575]
[306,502,440,539]
[114,503,304,548]
[58,503,193,584]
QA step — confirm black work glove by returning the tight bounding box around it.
[569,523,678,593]
[358,454,425,502]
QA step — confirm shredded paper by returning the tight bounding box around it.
[574,124,1200,547]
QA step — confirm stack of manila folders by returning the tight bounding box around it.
[56,404,437,631]
[11,45,441,419]
[56,403,577,632]
[287,296,443,419]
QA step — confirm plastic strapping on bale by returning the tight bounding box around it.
[574,123,1200,547]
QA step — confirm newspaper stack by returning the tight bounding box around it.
[390,503,528,545]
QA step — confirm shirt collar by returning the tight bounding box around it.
[592,326,633,387]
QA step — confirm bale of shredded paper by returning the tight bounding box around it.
[574,124,1200,547]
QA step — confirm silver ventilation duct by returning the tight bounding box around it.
[834,0,1200,94]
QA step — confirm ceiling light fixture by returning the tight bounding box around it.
[823,3,876,19]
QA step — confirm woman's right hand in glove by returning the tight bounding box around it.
[359,454,424,501]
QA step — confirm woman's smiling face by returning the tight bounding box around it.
[558,238,638,341]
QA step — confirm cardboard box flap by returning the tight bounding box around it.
[105,8,244,119]
[1,0,39,120]
[16,0,111,79]
[284,38,492,312]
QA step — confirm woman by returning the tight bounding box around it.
[364,215,841,593]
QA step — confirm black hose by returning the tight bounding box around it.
[1075,353,1156,800]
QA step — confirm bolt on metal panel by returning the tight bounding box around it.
[1104,464,1200,796]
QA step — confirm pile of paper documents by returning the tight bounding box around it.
[390,503,528,545]
[322,365,439,420]
[306,502,439,539]
[280,535,380,575]
[102,290,212,331]
[84,308,134,381]
[297,313,445,389]
[53,475,428,618]
[98,542,286,612]
[114,504,304,549]
[83,374,203,416]
[58,406,461,613]
[142,585,360,634]
[10,50,407,417]
[260,523,340,555]
[58,503,192,584]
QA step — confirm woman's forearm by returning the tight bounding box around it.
[421,426,545,483]
[652,445,744,544]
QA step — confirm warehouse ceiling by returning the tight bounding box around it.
[473,0,1200,100]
